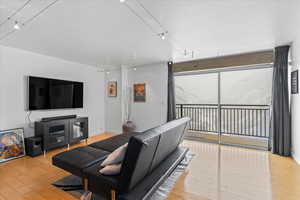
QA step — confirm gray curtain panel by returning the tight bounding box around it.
[271,45,291,156]
[167,61,176,121]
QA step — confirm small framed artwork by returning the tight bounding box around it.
[292,70,298,94]
[108,81,117,97]
[134,83,146,102]
[0,128,26,163]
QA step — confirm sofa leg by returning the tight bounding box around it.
[83,178,88,192]
[80,191,92,200]
[111,189,116,200]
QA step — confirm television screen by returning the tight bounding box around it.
[28,76,83,110]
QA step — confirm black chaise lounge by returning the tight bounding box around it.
[52,117,191,200]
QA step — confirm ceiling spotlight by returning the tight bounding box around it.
[106,71,110,74]
[120,0,126,3]
[14,21,20,30]
[158,31,168,40]
[133,68,137,71]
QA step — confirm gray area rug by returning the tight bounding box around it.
[53,151,194,200]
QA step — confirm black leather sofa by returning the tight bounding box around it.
[52,117,190,200]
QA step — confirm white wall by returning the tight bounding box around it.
[127,63,168,132]
[275,0,300,163]
[289,4,300,164]
[103,63,168,133]
[0,45,106,138]
[0,47,4,130]
[105,69,122,134]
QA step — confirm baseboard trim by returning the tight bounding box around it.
[292,152,300,165]
[105,129,122,134]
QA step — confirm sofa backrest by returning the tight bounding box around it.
[119,117,190,191]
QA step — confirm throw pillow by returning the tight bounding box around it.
[101,143,128,167]
[99,164,122,175]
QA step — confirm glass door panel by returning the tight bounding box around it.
[175,73,219,143]
[220,67,273,149]
[72,121,85,139]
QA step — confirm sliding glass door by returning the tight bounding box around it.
[175,73,219,143]
[175,65,273,149]
[219,67,273,149]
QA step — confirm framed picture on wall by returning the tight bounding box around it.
[108,81,117,97]
[0,128,26,163]
[134,83,146,102]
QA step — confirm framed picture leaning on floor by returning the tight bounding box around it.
[0,128,26,163]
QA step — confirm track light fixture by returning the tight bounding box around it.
[158,31,168,40]
[0,0,61,41]
[14,21,20,30]
[120,0,170,42]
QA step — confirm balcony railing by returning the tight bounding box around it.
[176,104,270,138]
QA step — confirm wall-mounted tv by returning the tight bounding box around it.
[28,76,83,110]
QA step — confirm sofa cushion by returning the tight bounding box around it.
[120,147,188,200]
[119,133,160,191]
[89,133,136,152]
[119,117,190,192]
[84,162,120,189]
[52,146,110,177]
[149,119,188,172]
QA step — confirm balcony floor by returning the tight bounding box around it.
[185,131,269,150]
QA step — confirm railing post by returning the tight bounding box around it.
[180,104,183,118]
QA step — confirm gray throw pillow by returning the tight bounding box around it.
[99,164,122,175]
[101,143,128,167]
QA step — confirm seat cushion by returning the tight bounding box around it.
[83,162,121,192]
[52,146,110,177]
[89,133,137,152]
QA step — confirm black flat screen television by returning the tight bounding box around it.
[28,76,83,110]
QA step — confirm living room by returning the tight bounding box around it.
[1,0,300,200]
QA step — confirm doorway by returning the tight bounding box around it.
[175,64,273,150]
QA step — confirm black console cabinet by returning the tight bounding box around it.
[35,117,88,153]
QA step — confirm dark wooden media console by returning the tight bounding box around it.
[35,116,88,154]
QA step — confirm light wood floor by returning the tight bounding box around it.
[0,133,300,200]
[186,131,269,149]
